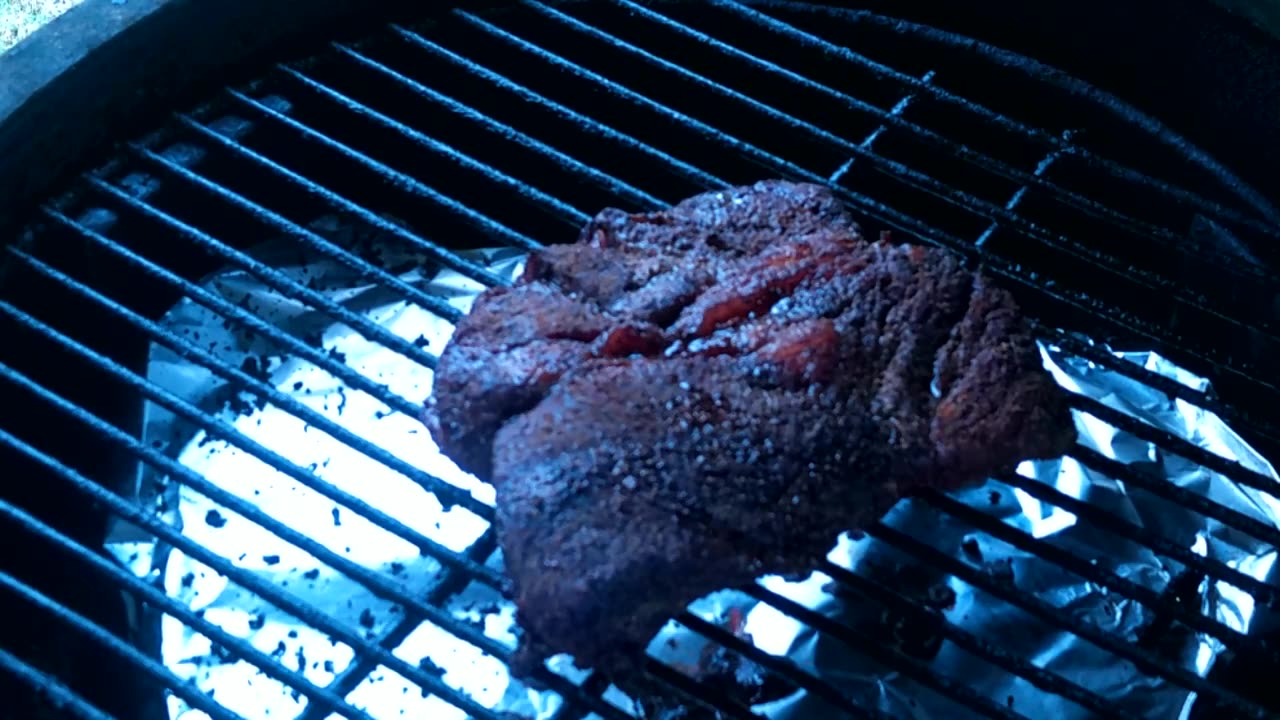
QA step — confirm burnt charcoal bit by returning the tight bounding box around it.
[695,645,793,707]
[418,657,446,677]
[422,180,1077,679]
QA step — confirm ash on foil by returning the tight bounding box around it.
[103,231,1280,720]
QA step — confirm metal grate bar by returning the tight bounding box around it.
[832,70,936,185]
[176,113,531,279]
[292,535,499,720]
[602,0,1244,279]
[1071,393,1280,501]
[40,209,490,518]
[224,80,561,250]
[342,27,1280,446]
[1005,150,1064,211]
[271,64,591,228]
[863,523,1269,718]
[38,202,414,414]
[390,25,725,194]
[640,659,762,720]
[715,0,1280,236]
[1068,445,1280,549]
[447,7,956,235]
[0,296,501,595]
[7,14,1269,712]
[997,470,1277,602]
[0,646,119,720]
[675,613,889,720]
[0,571,248,720]
[920,489,1270,659]
[332,22,1280,453]
[328,42,664,211]
[175,56,1280,707]
[851,69,936,153]
[447,8,1280,397]
[520,0,1278,339]
[0,363,636,720]
[816,561,1146,720]
[85,175,442,370]
[4,246,500,584]
[740,586,1029,720]
[1037,326,1280,448]
[157,46,1280,707]
[976,148,1063,247]
[0,415,509,720]
[0,500,387,720]
[293,49,1280,548]
[227,46,1280,627]
[130,142,465,324]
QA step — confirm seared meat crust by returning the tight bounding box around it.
[424,181,1076,677]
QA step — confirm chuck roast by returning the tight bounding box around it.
[423,180,1077,678]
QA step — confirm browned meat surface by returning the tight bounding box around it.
[423,180,1076,679]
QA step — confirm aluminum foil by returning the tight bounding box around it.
[104,232,1280,720]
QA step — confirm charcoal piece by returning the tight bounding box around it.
[423,180,1076,678]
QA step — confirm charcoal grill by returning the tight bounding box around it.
[4,1,1280,718]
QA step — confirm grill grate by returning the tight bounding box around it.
[3,1,1280,719]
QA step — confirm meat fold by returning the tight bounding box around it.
[423,180,1076,678]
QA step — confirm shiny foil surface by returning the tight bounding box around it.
[105,237,1280,720]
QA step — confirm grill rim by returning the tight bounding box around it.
[2,1,1280,717]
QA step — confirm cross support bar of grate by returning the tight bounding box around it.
[713,0,1280,233]
[525,0,1278,333]
[614,0,1196,259]
[443,6,1280,399]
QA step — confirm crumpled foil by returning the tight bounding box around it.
[103,231,1280,720]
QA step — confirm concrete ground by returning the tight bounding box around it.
[1,0,84,54]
